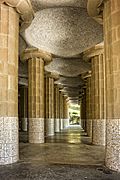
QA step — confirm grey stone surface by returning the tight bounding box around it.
[29,118,44,143]
[31,0,87,12]
[45,58,91,77]
[25,7,103,57]
[105,119,120,171]
[92,119,106,146]
[60,119,64,130]
[0,117,19,165]
[61,87,80,97]
[46,118,55,137]
[55,118,60,132]
[0,163,120,180]
[55,76,84,87]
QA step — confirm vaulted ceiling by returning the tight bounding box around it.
[20,0,103,104]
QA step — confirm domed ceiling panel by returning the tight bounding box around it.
[55,76,84,87]
[45,58,91,77]
[25,7,103,57]
[31,0,87,11]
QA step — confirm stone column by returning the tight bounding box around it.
[63,96,69,128]
[103,0,120,171]
[80,89,87,131]
[0,0,33,165]
[0,3,19,165]
[45,72,59,136]
[22,48,52,143]
[86,75,92,137]
[85,44,106,145]
[20,86,28,132]
[60,92,64,130]
[54,85,60,132]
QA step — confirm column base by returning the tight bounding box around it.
[92,119,106,146]
[105,119,120,172]
[21,118,27,132]
[60,119,64,130]
[54,118,60,132]
[63,118,69,129]
[46,118,54,136]
[86,119,92,137]
[29,118,44,143]
[0,117,19,165]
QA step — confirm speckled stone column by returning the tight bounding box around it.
[103,0,120,171]
[86,76,92,137]
[89,45,106,146]
[45,73,59,136]
[0,3,19,165]
[60,92,64,130]
[22,48,52,143]
[63,96,69,128]
[20,87,28,132]
[80,89,87,131]
[54,85,60,132]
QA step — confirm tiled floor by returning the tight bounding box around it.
[0,125,120,180]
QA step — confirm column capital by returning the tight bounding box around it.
[0,0,34,31]
[45,71,60,81]
[83,42,104,60]
[21,48,52,65]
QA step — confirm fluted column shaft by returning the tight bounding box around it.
[63,96,69,128]
[45,76,54,136]
[22,48,52,143]
[103,0,120,171]
[0,4,19,165]
[60,92,64,130]
[28,58,44,143]
[86,77,92,137]
[80,89,87,131]
[91,51,106,145]
[54,85,60,132]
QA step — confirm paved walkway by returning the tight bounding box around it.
[0,125,120,179]
[20,125,105,165]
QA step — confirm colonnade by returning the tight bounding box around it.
[0,0,120,173]
[80,0,120,172]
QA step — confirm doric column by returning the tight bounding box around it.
[59,92,64,130]
[19,86,28,131]
[45,72,59,136]
[54,85,60,132]
[85,75,92,137]
[22,48,52,143]
[80,88,87,131]
[63,96,69,128]
[0,3,19,165]
[85,44,106,145]
[0,0,33,165]
[103,0,120,171]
